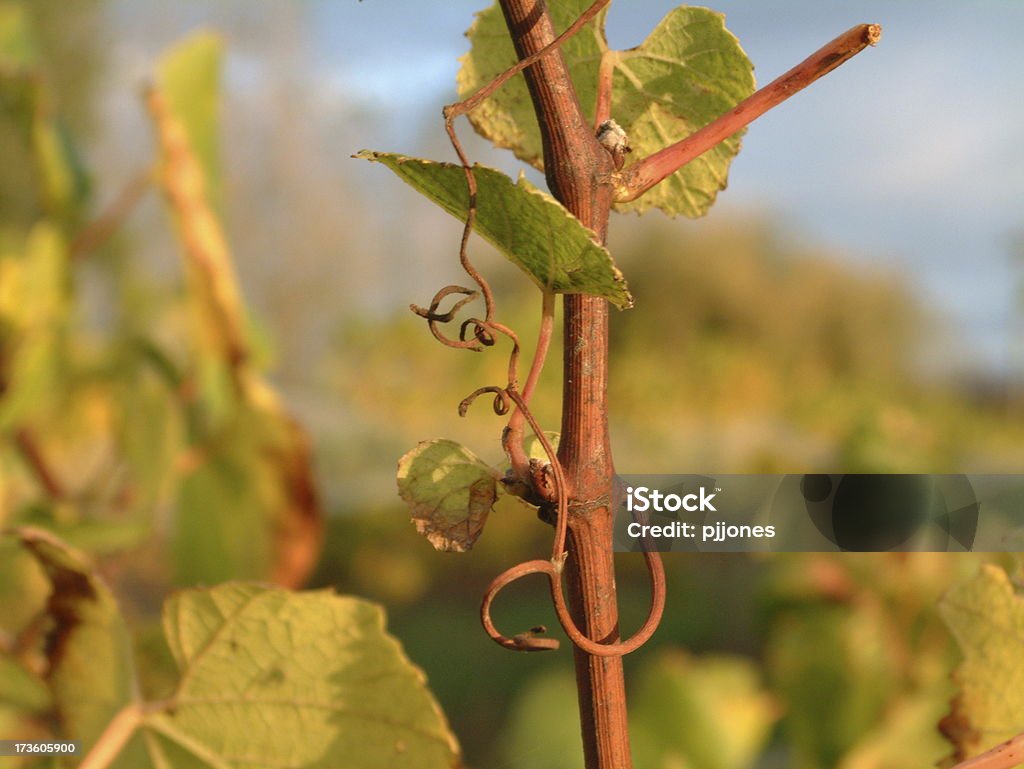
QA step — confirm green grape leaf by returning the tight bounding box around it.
[397,439,498,552]
[153,582,460,769]
[14,527,151,768]
[458,2,755,217]
[155,30,223,198]
[631,651,778,769]
[938,564,1024,761]
[356,151,632,308]
[457,0,601,172]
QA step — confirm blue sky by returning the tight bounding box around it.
[106,1,1024,374]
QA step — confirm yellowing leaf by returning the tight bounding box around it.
[146,78,248,390]
[8,531,460,769]
[397,439,498,552]
[356,151,631,308]
[155,30,223,199]
[148,33,323,589]
[458,2,754,218]
[938,564,1024,761]
[14,527,151,768]
[154,583,461,769]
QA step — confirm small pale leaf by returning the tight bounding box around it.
[523,431,560,463]
[397,439,498,552]
[356,151,632,308]
[938,564,1024,761]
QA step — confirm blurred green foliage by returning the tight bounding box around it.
[1,4,1023,769]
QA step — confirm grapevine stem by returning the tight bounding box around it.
[951,733,1024,769]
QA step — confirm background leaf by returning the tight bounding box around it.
[153,582,461,769]
[457,2,754,217]
[14,527,150,769]
[0,2,89,222]
[497,670,583,769]
[357,151,632,308]
[939,564,1024,761]
[767,605,894,769]
[148,32,322,589]
[173,403,317,586]
[498,651,776,769]
[0,3,39,70]
[0,224,69,432]
[630,651,778,769]
[0,656,50,715]
[397,438,498,553]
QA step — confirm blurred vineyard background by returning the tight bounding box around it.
[2,2,1023,769]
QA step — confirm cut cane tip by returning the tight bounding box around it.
[866,24,882,46]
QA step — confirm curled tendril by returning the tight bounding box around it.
[481,387,667,656]
[459,386,511,418]
[411,285,487,351]
[413,0,662,661]
[459,318,495,347]
[480,549,666,656]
